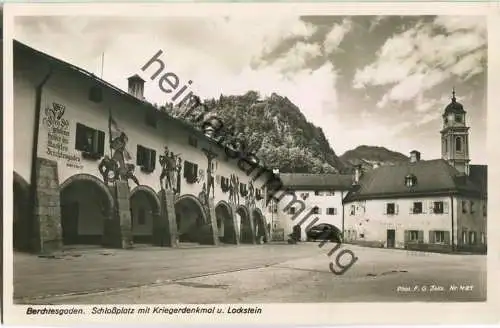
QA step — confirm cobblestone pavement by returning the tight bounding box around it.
[13,243,486,303]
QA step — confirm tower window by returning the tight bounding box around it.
[455,137,463,152]
[455,114,463,123]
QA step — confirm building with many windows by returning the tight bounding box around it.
[343,91,487,253]
[13,40,274,253]
[268,173,353,241]
[268,91,487,254]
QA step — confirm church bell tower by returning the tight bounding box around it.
[440,88,470,175]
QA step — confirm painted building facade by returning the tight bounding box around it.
[267,174,352,241]
[343,92,487,253]
[13,40,274,253]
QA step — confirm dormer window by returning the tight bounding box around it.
[405,174,417,188]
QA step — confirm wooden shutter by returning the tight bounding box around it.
[417,230,424,243]
[428,230,435,244]
[183,161,190,178]
[75,123,87,151]
[428,201,434,214]
[334,208,337,215]
[395,204,399,215]
[97,130,105,156]
[444,231,450,245]
[136,145,144,166]
[404,230,410,243]
[421,201,426,214]
[149,149,156,170]
[383,203,387,215]
[193,163,198,179]
[409,203,414,214]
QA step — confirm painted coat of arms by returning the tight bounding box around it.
[43,102,69,131]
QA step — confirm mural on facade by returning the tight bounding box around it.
[98,111,139,186]
[43,102,83,169]
[202,148,217,199]
[247,180,256,208]
[229,173,240,204]
[159,146,182,194]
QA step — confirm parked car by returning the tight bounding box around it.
[306,223,343,243]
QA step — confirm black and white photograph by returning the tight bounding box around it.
[3,2,498,325]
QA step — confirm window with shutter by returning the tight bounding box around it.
[75,123,105,158]
[443,201,449,214]
[412,202,423,214]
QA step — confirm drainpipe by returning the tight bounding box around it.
[29,67,54,249]
[450,195,455,252]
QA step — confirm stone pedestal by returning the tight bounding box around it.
[154,190,178,247]
[32,158,63,254]
[198,198,219,245]
[104,181,133,249]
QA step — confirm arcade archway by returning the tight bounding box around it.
[130,186,161,244]
[60,174,113,245]
[13,172,31,251]
[236,205,253,244]
[252,209,268,244]
[174,195,207,244]
[215,201,237,244]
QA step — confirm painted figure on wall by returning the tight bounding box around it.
[202,148,217,199]
[199,182,208,208]
[247,180,255,208]
[229,174,240,204]
[159,146,180,192]
[99,113,139,186]
[175,157,183,195]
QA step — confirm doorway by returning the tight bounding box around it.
[61,202,79,244]
[386,229,396,248]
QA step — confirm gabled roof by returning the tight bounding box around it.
[344,159,486,202]
[14,39,276,181]
[279,173,353,191]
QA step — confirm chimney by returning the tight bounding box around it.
[410,150,421,163]
[127,74,145,100]
[353,164,362,184]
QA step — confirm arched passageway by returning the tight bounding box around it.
[174,195,207,244]
[215,201,237,244]
[253,209,268,244]
[130,186,161,244]
[60,175,113,245]
[236,206,253,244]
[13,172,31,251]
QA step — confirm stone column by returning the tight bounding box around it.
[230,203,240,245]
[248,206,257,245]
[198,198,219,245]
[153,190,178,247]
[104,181,133,249]
[32,158,63,254]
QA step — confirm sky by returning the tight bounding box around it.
[14,15,487,164]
